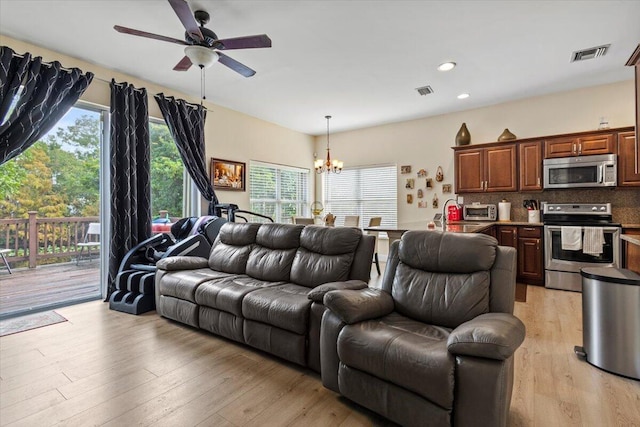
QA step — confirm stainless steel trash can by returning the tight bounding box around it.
[579,267,640,380]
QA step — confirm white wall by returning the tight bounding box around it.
[315,79,635,224]
[0,35,316,215]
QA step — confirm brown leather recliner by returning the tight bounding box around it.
[320,230,525,427]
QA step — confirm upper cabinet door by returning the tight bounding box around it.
[519,141,543,191]
[618,131,640,187]
[544,136,577,158]
[577,133,615,156]
[485,144,517,192]
[455,148,484,193]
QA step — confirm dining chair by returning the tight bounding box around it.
[292,217,315,225]
[367,217,382,275]
[344,215,360,227]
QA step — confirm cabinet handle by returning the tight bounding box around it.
[578,143,582,155]
[572,142,576,154]
[523,227,535,231]
[537,177,540,186]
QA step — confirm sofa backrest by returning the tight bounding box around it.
[290,226,366,288]
[246,223,304,282]
[209,223,375,288]
[209,222,260,274]
[381,231,511,329]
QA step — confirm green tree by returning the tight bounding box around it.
[150,122,184,218]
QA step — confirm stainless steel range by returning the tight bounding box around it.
[543,202,621,292]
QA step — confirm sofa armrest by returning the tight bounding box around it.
[307,280,368,303]
[156,256,209,271]
[447,313,525,360]
[323,288,394,324]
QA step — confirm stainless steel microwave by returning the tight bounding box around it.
[463,203,497,221]
[543,154,617,189]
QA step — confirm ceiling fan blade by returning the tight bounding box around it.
[168,0,203,42]
[218,52,256,77]
[173,55,193,71]
[216,34,272,50]
[114,25,188,45]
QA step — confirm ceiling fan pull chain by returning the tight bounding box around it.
[200,65,206,105]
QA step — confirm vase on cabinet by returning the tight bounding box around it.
[498,128,517,141]
[455,123,471,146]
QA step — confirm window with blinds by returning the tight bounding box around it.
[323,164,397,228]
[249,161,310,223]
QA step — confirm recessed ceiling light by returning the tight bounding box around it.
[457,93,470,99]
[437,62,456,72]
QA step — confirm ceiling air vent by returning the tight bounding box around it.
[571,44,610,62]
[416,85,434,96]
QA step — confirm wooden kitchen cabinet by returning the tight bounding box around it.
[496,225,544,285]
[622,228,640,274]
[517,226,544,285]
[519,140,543,191]
[544,132,615,158]
[625,44,640,185]
[496,225,518,248]
[455,144,517,193]
[618,131,640,186]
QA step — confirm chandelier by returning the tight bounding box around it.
[315,115,343,174]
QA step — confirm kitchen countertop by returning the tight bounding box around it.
[621,234,640,247]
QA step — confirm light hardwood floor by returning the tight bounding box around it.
[1,285,639,426]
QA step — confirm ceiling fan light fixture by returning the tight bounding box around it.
[184,45,219,68]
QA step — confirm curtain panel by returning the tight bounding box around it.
[108,80,152,297]
[154,93,219,215]
[0,46,94,165]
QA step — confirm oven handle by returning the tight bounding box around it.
[545,225,620,233]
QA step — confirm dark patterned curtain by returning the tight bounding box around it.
[154,93,219,214]
[108,80,151,298]
[0,46,94,165]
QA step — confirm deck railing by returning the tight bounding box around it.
[0,212,99,268]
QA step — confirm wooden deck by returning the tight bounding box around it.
[0,262,101,319]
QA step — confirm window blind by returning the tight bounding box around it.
[250,161,310,223]
[323,164,397,228]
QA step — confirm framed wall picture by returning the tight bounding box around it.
[211,158,246,191]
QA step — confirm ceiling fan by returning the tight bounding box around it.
[114,0,271,77]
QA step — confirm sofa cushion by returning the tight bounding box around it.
[338,312,455,409]
[290,226,362,287]
[399,231,497,273]
[392,263,490,329]
[158,268,237,302]
[208,223,260,274]
[299,226,362,255]
[194,275,282,317]
[242,283,312,334]
[246,224,303,282]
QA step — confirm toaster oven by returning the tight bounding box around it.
[463,203,497,221]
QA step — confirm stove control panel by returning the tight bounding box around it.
[543,203,612,215]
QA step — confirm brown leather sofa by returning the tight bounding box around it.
[154,222,374,372]
[320,230,525,427]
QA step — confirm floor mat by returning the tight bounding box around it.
[0,311,68,336]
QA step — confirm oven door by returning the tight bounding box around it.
[544,225,620,272]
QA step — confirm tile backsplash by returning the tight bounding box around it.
[459,188,640,225]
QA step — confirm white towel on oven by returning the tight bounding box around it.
[583,227,605,255]
[561,226,582,251]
